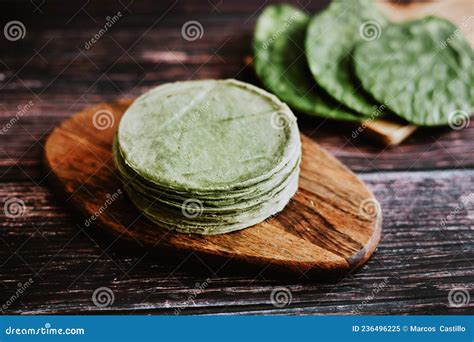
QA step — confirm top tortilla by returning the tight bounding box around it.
[116,79,301,192]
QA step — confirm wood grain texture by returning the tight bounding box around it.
[43,100,382,275]
[0,0,472,315]
[362,119,417,146]
[1,169,472,314]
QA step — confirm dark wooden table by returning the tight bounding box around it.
[1,0,472,315]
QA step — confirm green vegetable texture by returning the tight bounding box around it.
[253,4,365,121]
[305,0,388,117]
[354,16,473,126]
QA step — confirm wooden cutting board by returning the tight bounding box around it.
[44,100,382,275]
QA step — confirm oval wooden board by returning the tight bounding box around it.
[44,99,382,275]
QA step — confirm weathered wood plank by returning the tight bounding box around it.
[1,170,472,314]
[0,0,330,22]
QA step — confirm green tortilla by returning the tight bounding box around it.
[354,16,473,126]
[113,137,299,213]
[114,79,301,234]
[123,172,298,235]
[253,4,364,121]
[117,79,299,192]
[305,0,388,116]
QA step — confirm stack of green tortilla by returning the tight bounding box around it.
[253,1,473,127]
[114,79,301,235]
